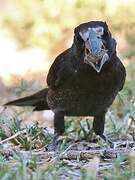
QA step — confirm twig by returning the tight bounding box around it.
[49,143,76,163]
[0,129,27,144]
[99,160,128,170]
[38,143,76,170]
[0,106,7,114]
[18,146,133,161]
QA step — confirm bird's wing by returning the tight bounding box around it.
[112,56,126,92]
[117,59,126,92]
[47,49,76,88]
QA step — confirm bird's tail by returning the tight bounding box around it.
[5,88,50,111]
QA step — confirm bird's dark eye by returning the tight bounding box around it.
[103,30,109,36]
[76,35,83,43]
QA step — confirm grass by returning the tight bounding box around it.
[0,110,134,179]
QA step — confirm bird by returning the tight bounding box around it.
[5,21,126,147]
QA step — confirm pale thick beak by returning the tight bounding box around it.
[80,27,109,73]
[86,28,102,57]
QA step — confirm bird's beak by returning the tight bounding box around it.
[80,27,109,73]
[86,28,102,57]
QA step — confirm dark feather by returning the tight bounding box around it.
[5,88,49,110]
[5,21,126,142]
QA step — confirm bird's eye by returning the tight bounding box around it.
[103,30,109,36]
[76,35,83,43]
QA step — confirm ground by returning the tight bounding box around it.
[0,105,135,179]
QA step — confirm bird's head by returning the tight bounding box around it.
[73,21,116,73]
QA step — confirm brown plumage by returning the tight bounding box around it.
[5,21,126,144]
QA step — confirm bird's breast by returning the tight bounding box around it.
[47,68,120,116]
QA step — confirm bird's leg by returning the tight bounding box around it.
[48,111,65,151]
[93,112,114,148]
[93,112,105,136]
[54,111,65,135]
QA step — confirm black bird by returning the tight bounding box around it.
[5,21,126,144]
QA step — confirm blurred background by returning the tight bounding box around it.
[0,0,135,126]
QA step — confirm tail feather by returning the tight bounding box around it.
[5,88,50,111]
[5,95,39,106]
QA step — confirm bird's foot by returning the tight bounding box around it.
[100,134,114,148]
